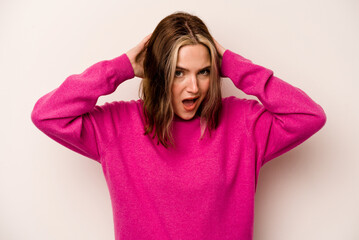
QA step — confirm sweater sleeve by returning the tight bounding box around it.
[221,50,326,168]
[31,53,135,163]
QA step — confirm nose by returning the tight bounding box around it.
[186,75,199,93]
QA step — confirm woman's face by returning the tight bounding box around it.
[171,44,211,120]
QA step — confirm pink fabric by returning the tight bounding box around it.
[31,50,326,239]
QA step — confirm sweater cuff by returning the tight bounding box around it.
[111,53,136,84]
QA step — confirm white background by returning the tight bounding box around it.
[1,0,358,239]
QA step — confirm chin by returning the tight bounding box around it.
[176,110,198,120]
[181,115,194,120]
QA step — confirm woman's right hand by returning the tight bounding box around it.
[126,33,152,78]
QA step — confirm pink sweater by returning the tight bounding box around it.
[31,50,326,239]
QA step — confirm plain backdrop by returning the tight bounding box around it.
[1,0,358,239]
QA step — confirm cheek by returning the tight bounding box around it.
[171,84,181,102]
[201,79,210,95]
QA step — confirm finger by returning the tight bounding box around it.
[142,33,152,44]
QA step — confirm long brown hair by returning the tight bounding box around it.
[137,11,222,147]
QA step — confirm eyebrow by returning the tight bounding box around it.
[176,65,211,71]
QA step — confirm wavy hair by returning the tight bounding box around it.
[136,11,222,147]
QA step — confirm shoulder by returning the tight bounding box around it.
[220,96,266,123]
[219,97,267,133]
[90,99,144,120]
[222,96,263,113]
[95,99,142,110]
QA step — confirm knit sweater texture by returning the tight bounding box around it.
[31,49,326,240]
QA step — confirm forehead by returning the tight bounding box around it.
[176,44,211,69]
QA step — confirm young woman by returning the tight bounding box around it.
[31,11,326,240]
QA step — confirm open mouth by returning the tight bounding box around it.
[182,97,199,110]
